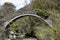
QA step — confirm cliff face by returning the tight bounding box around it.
[0,3,16,27]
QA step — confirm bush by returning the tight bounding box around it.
[35,9,49,19]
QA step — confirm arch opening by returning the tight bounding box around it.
[4,14,53,40]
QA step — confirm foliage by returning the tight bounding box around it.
[30,0,60,10]
[0,0,60,40]
[34,26,55,40]
[7,16,54,40]
[8,16,33,33]
[29,0,60,40]
[35,9,49,19]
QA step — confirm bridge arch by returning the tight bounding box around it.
[3,13,54,40]
[4,14,53,29]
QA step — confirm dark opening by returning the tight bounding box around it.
[25,31,37,38]
[44,16,48,19]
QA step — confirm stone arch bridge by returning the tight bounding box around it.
[3,13,54,40]
[0,12,53,40]
[4,13,53,29]
[1,6,53,30]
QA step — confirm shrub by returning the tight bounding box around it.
[35,9,49,19]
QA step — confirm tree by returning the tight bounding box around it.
[1,2,16,14]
